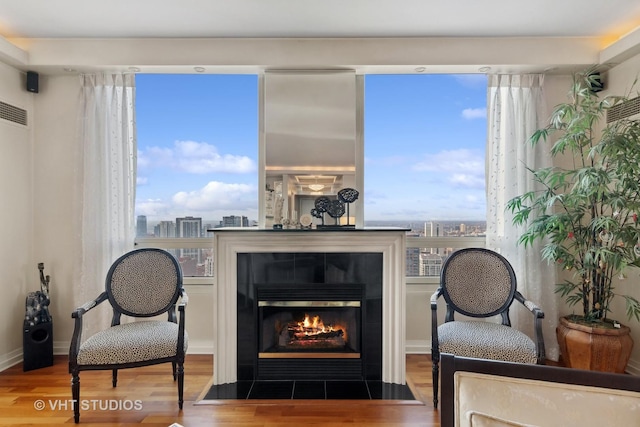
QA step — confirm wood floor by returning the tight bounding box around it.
[0,354,440,426]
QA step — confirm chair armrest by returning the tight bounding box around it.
[71,291,109,319]
[69,292,109,371]
[514,291,546,364]
[177,289,187,358]
[514,291,544,318]
[430,287,442,309]
[178,288,188,309]
[431,287,443,362]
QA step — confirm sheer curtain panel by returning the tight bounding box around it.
[486,74,559,361]
[74,73,137,335]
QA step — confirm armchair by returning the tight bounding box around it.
[431,248,545,408]
[68,248,188,423]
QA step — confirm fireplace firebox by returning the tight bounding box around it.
[237,252,383,382]
[255,283,365,379]
[258,284,362,360]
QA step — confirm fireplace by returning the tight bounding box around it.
[212,229,407,387]
[237,253,382,381]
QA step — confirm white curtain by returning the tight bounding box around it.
[486,74,559,361]
[73,73,137,335]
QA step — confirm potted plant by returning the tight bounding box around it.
[507,70,640,372]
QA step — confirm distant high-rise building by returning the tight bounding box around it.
[420,252,443,277]
[204,255,214,277]
[154,221,176,237]
[406,247,420,277]
[221,215,249,228]
[175,216,203,263]
[425,221,441,255]
[136,215,148,237]
[176,216,202,238]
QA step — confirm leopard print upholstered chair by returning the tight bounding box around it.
[68,248,188,423]
[430,248,545,409]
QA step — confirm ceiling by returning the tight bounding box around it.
[1,0,640,41]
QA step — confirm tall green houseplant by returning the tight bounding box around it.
[508,70,640,326]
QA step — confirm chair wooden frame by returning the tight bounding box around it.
[68,248,187,423]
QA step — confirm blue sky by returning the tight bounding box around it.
[135,73,487,224]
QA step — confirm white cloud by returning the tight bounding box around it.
[450,173,485,188]
[136,176,148,186]
[461,108,486,120]
[412,149,485,189]
[138,140,256,174]
[172,181,256,211]
[136,181,257,221]
[136,198,171,217]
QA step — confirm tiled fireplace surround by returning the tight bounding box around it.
[213,229,407,386]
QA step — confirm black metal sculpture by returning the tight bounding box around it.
[313,196,331,225]
[327,199,346,224]
[337,188,359,226]
[311,189,359,229]
[24,263,52,326]
[23,263,53,371]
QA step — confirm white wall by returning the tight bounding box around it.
[30,74,81,355]
[0,62,33,369]
[596,53,640,374]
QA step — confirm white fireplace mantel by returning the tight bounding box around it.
[212,228,407,385]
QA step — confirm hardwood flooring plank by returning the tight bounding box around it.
[0,354,440,426]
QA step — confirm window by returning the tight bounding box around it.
[135,74,258,276]
[364,74,488,277]
[134,73,487,278]
[135,74,258,233]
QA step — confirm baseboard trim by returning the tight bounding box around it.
[625,357,640,376]
[0,348,23,371]
[405,340,429,354]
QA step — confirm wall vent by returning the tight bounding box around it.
[0,100,28,126]
[607,96,640,123]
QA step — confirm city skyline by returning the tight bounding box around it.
[135,74,488,224]
[136,213,486,238]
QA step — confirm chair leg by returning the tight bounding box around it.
[432,356,440,408]
[177,362,184,410]
[172,361,177,381]
[112,369,118,387]
[71,371,80,423]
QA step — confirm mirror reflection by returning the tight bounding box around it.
[261,71,361,228]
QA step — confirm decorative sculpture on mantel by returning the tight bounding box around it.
[338,188,359,226]
[312,196,331,226]
[311,188,359,229]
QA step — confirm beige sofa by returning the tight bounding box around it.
[439,353,640,427]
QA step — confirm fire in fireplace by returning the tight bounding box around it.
[259,302,361,358]
[288,313,347,349]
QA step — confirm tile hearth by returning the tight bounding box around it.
[203,380,415,400]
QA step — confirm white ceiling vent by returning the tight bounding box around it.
[0,100,28,126]
[607,96,640,123]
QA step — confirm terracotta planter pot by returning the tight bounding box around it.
[556,316,634,373]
